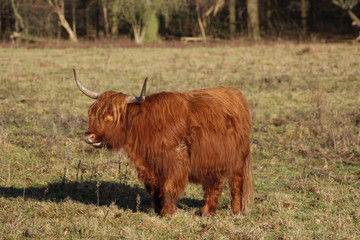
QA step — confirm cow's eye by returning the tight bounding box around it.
[104,115,114,122]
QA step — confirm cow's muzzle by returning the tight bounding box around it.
[85,133,104,148]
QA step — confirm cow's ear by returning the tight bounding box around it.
[126,96,141,104]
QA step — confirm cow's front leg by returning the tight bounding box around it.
[137,166,163,214]
[145,184,163,214]
[159,192,177,216]
[159,174,188,216]
[146,184,177,216]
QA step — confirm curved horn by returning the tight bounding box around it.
[127,77,148,104]
[73,69,100,99]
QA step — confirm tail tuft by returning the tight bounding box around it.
[242,151,254,214]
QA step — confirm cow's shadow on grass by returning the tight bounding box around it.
[0,181,204,213]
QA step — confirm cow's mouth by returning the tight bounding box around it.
[92,141,112,149]
[85,137,111,149]
[91,141,104,148]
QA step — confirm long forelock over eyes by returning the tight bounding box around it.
[89,91,128,126]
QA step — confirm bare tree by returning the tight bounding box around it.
[46,0,78,42]
[71,0,77,39]
[112,0,180,44]
[332,0,360,41]
[110,0,119,39]
[247,0,261,40]
[109,0,153,44]
[301,0,308,36]
[265,0,272,34]
[195,0,224,42]
[102,0,110,38]
[10,0,25,33]
[229,0,236,37]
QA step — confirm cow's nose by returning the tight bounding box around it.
[85,133,96,144]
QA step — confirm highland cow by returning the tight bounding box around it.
[74,69,253,216]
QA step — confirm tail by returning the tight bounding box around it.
[242,150,254,214]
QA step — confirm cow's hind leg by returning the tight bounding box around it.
[229,172,243,214]
[201,178,223,216]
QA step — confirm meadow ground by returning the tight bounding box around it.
[0,43,359,239]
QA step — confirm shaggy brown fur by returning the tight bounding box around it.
[83,86,253,216]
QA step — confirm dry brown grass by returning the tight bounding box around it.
[0,43,359,239]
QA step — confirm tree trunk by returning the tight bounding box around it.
[58,1,77,42]
[238,1,244,34]
[196,0,206,42]
[348,10,360,41]
[197,16,206,42]
[229,0,236,37]
[82,0,87,36]
[102,0,110,38]
[47,0,78,42]
[23,10,29,35]
[247,0,261,40]
[96,0,100,38]
[85,3,91,38]
[331,0,360,41]
[57,19,61,39]
[266,0,273,34]
[144,11,159,43]
[58,12,78,42]
[72,0,77,40]
[133,24,146,44]
[10,0,25,32]
[348,10,360,26]
[301,0,308,36]
[110,1,119,40]
[111,15,118,40]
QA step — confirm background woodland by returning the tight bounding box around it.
[1,0,360,44]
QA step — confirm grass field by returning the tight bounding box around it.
[1,43,360,239]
